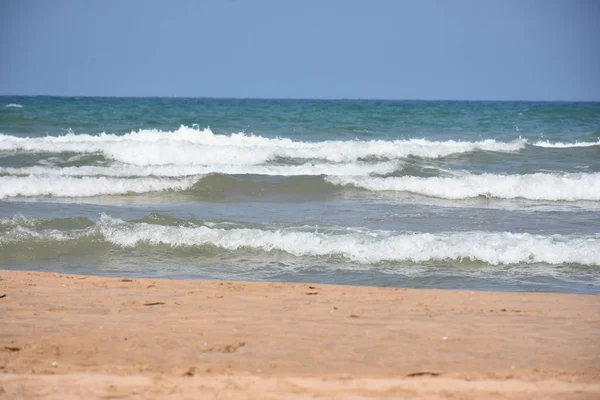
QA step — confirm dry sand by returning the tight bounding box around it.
[0,270,599,399]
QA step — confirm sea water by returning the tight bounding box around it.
[1,97,599,293]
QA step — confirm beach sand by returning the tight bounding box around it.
[0,270,599,399]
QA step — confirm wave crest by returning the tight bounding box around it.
[327,172,600,201]
[0,126,526,165]
[2,215,599,266]
[0,175,197,198]
[533,139,600,148]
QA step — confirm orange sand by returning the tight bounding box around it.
[1,270,599,399]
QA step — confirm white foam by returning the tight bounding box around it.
[533,139,600,148]
[0,175,197,199]
[89,216,600,266]
[3,215,598,266]
[0,161,400,178]
[2,226,71,242]
[327,172,600,201]
[5,104,23,108]
[0,126,526,165]
[0,213,36,227]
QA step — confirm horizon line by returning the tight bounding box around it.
[1,94,599,103]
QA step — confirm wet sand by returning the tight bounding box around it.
[1,270,599,399]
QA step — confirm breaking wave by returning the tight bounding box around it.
[0,161,400,178]
[1,215,599,266]
[0,175,197,198]
[0,126,526,165]
[2,171,600,202]
[327,172,600,201]
[532,139,600,148]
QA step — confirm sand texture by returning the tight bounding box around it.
[1,270,599,399]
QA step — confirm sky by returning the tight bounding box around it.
[1,0,599,101]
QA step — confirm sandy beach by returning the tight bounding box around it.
[1,270,599,399]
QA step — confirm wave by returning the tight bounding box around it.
[0,160,400,178]
[0,213,94,231]
[4,104,23,108]
[327,172,600,201]
[2,215,599,266]
[0,126,526,165]
[532,139,600,148]
[187,174,341,199]
[0,175,197,199]
[0,173,343,200]
[2,171,599,201]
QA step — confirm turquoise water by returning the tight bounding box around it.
[1,96,599,293]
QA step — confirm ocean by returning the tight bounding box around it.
[1,96,599,293]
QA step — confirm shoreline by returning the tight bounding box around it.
[2,267,597,296]
[1,270,599,399]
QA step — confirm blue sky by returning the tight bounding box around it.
[1,0,599,100]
